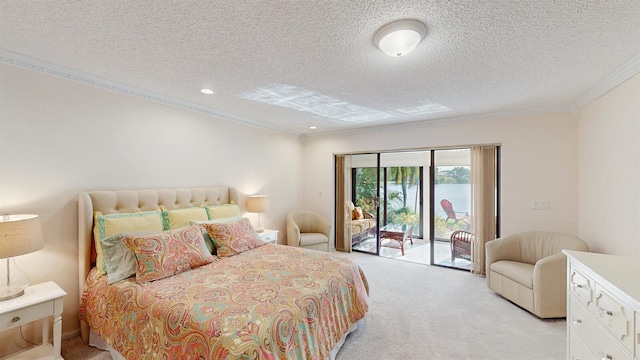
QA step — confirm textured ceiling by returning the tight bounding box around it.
[1,1,640,136]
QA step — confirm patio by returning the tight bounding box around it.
[352,235,471,270]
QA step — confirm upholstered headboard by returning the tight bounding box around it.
[78,187,237,293]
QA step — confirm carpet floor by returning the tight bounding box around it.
[62,251,565,359]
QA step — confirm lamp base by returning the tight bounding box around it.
[0,258,29,302]
[0,289,24,301]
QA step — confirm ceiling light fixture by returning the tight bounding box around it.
[200,88,214,95]
[309,126,317,130]
[374,19,427,57]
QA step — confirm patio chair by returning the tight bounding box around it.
[450,230,472,261]
[440,199,468,223]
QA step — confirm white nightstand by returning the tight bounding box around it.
[258,229,279,244]
[0,281,66,359]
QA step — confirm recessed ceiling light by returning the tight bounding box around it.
[309,126,317,130]
[200,88,214,95]
[374,19,427,57]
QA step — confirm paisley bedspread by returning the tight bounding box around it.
[79,244,369,359]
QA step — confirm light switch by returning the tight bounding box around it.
[531,200,549,210]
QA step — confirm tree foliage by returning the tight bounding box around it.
[435,166,470,184]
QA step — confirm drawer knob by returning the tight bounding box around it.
[11,316,21,324]
[598,352,612,360]
[571,283,583,289]
[571,317,582,325]
[598,307,613,316]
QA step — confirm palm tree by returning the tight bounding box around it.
[388,167,419,209]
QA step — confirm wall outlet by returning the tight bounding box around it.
[531,200,549,210]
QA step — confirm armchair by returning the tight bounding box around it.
[450,230,472,261]
[485,231,589,318]
[286,210,331,252]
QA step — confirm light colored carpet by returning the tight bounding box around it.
[62,335,111,360]
[63,252,565,359]
[336,252,565,360]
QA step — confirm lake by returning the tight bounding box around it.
[387,183,470,218]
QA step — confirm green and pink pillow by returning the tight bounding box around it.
[203,218,266,257]
[125,225,214,284]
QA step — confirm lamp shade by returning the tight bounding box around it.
[374,19,427,57]
[246,195,269,213]
[0,214,44,259]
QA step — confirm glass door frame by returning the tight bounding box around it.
[429,149,472,270]
[350,153,382,256]
[350,152,426,257]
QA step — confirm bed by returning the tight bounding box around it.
[78,187,369,359]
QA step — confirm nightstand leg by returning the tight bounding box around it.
[42,317,50,345]
[53,314,62,359]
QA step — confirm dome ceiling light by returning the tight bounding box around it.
[374,19,427,57]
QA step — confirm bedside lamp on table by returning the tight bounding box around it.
[246,195,269,233]
[0,214,44,301]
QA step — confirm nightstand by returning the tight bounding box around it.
[0,281,66,359]
[258,229,279,244]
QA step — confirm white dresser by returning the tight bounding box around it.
[563,250,640,360]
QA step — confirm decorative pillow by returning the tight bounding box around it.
[93,210,164,275]
[101,232,145,284]
[162,207,209,229]
[124,225,214,284]
[206,204,241,220]
[203,218,266,257]
[190,216,243,254]
[353,207,364,220]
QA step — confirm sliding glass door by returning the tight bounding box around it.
[350,154,381,255]
[336,146,498,271]
[350,152,427,261]
[431,149,472,270]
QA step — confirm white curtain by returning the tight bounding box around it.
[335,154,353,252]
[470,146,497,275]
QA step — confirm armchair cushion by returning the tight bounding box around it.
[490,260,534,289]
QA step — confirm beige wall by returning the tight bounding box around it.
[0,63,302,353]
[301,112,580,239]
[578,72,640,257]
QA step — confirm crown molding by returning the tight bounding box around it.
[574,52,640,108]
[0,50,300,137]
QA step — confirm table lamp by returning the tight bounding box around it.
[0,214,44,301]
[246,195,269,233]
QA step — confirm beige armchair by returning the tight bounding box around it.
[485,231,588,318]
[286,210,331,252]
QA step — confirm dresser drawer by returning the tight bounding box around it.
[570,295,631,360]
[594,284,634,353]
[570,266,594,309]
[569,327,596,360]
[0,301,52,330]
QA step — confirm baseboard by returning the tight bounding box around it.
[63,328,81,341]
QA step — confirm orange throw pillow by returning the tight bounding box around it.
[353,207,364,220]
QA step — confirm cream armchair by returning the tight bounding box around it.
[286,210,331,252]
[485,231,588,318]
